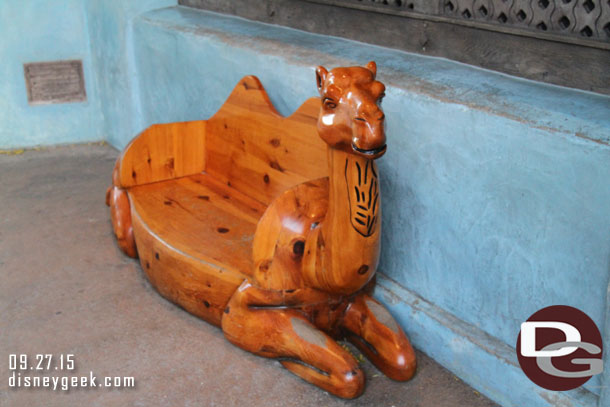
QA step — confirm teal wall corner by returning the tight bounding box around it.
[0,0,176,150]
[0,0,104,149]
[82,0,176,150]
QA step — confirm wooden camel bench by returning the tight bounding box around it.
[107,62,416,398]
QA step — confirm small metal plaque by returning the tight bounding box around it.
[24,60,87,105]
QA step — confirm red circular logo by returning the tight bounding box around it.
[516,305,603,391]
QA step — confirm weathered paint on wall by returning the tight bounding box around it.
[0,0,176,149]
[129,7,610,406]
[0,0,103,148]
[82,0,175,149]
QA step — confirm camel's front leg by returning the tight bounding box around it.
[340,293,416,381]
[221,282,365,399]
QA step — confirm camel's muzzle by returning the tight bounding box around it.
[351,142,387,159]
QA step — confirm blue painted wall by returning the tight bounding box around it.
[0,0,103,148]
[128,7,610,406]
[0,0,175,149]
[2,3,609,406]
[82,0,175,148]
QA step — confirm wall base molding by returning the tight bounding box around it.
[375,274,600,407]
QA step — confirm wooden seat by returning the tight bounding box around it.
[129,173,266,277]
[127,173,268,326]
[108,75,328,326]
[108,65,418,398]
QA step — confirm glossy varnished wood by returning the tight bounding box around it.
[205,76,328,205]
[130,173,266,275]
[131,203,245,326]
[222,63,415,398]
[106,159,137,257]
[119,120,206,188]
[108,65,416,399]
[129,173,271,324]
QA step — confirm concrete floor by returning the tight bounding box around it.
[0,144,497,407]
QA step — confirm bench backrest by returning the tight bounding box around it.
[204,76,328,206]
[117,76,328,207]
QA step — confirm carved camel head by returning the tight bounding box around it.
[315,61,387,159]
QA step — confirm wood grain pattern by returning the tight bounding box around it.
[129,173,266,277]
[205,76,328,206]
[222,64,414,398]
[251,177,329,291]
[108,66,416,399]
[131,206,245,326]
[221,280,365,399]
[341,294,416,381]
[302,149,382,295]
[119,120,206,188]
[106,185,137,258]
[106,158,137,257]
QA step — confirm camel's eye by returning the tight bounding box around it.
[323,98,337,109]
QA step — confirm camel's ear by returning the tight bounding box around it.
[366,61,377,78]
[316,66,328,94]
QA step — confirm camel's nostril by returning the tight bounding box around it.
[354,117,366,123]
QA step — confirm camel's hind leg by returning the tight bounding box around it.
[221,283,364,399]
[340,293,416,381]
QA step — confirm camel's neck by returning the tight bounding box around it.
[312,148,381,294]
[325,148,380,237]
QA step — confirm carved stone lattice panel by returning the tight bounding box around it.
[530,0,555,32]
[473,0,494,21]
[551,0,577,32]
[445,0,609,40]
[310,0,610,42]
[572,0,602,37]
[512,0,534,27]
[600,0,610,37]
[491,0,515,24]
[444,0,474,19]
